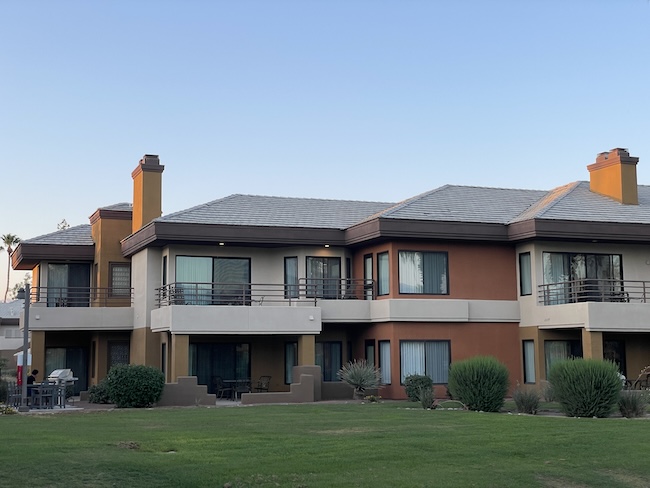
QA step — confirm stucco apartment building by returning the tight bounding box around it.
[11,148,650,399]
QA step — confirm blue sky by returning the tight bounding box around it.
[1,1,649,293]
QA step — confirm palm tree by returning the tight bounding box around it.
[2,234,20,302]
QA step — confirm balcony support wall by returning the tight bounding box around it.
[171,334,189,382]
[298,334,316,365]
[581,329,603,360]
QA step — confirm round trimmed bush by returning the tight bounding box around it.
[106,364,165,408]
[404,374,433,402]
[447,356,509,412]
[547,358,621,418]
[88,379,112,404]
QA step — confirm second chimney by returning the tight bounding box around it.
[587,148,639,205]
[132,154,165,233]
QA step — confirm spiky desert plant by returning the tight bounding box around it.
[337,360,382,400]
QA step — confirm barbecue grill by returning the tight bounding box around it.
[47,368,78,387]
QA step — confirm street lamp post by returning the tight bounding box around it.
[18,284,30,412]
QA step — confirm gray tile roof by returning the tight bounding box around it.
[0,300,24,319]
[510,181,650,224]
[375,185,548,224]
[156,194,395,229]
[23,225,94,246]
[100,202,132,211]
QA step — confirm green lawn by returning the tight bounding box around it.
[1,401,649,488]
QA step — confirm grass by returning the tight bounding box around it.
[1,401,649,487]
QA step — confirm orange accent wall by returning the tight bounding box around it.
[353,241,517,300]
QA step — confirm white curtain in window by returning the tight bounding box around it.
[378,253,389,295]
[399,252,422,293]
[400,341,425,383]
[519,253,532,296]
[379,341,391,384]
[544,340,571,376]
[523,340,536,383]
[47,264,69,306]
[425,341,449,383]
[176,256,212,305]
[284,258,299,298]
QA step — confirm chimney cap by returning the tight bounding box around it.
[141,154,160,165]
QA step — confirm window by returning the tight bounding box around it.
[214,257,251,305]
[109,263,131,297]
[316,341,342,381]
[161,342,167,379]
[399,251,448,294]
[523,340,535,383]
[379,341,391,384]
[175,256,251,305]
[603,340,626,375]
[519,252,532,296]
[4,327,21,339]
[284,257,298,298]
[544,340,582,377]
[364,254,373,300]
[46,263,91,307]
[400,340,450,384]
[285,342,298,384]
[306,256,341,298]
[189,342,251,394]
[108,341,130,369]
[365,340,375,366]
[542,252,622,304]
[377,252,389,296]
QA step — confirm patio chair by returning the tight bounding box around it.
[234,379,251,400]
[213,376,233,400]
[254,375,271,393]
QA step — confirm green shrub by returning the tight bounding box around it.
[618,390,649,418]
[419,385,435,409]
[0,379,7,403]
[337,360,382,400]
[548,358,621,418]
[447,356,509,412]
[88,379,112,404]
[540,380,555,402]
[404,375,433,402]
[513,386,540,414]
[106,364,165,408]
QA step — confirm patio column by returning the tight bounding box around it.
[581,329,603,360]
[171,334,189,381]
[298,334,316,365]
[30,330,46,379]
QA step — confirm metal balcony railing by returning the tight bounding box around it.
[538,279,650,305]
[156,279,375,307]
[30,287,134,308]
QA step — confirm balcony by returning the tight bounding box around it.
[151,279,373,334]
[30,287,133,308]
[538,279,650,306]
[26,287,134,331]
[155,279,374,307]
[533,279,650,333]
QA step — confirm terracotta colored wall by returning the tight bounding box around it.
[355,321,521,400]
[353,241,517,300]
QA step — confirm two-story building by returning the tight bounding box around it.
[12,148,650,400]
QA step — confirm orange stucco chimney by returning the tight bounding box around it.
[132,154,165,233]
[587,148,639,205]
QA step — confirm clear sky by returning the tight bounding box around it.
[1,1,649,295]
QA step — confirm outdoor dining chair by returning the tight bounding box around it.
[254,375,271,392]
[213,376,233,399]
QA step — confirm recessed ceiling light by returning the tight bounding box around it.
[324,244,330,248]
[219,242,225,246]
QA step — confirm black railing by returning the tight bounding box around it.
[30,287,134,308]
[538,279,650,305]
[156,279,375,307]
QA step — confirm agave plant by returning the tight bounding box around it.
[337,360,382,400]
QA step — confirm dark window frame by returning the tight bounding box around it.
[399,339,451,385]
[377,252,389,296]
[397,250,449,295]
